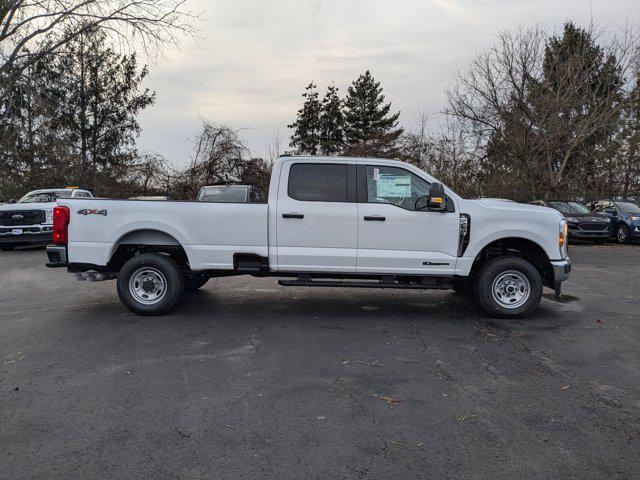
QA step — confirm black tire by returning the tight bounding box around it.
[184,273,209,291]
[0,244,15,251]
[616,224,630,244]
[474,256,543,318]
[116,253,184,315]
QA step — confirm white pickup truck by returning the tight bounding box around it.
[45,156,570,318]
[0,188,93,250]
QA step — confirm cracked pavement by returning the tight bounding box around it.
[1,244,639,479]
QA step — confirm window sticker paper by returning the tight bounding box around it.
[377,174,411,197]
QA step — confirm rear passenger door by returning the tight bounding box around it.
[275,161,358,272]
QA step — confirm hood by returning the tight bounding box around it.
[0,201,56,211]
[468,199,565,223]
[474,199,558,214]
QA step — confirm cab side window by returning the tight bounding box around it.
[365,166,430,211]
[288,163,348,202]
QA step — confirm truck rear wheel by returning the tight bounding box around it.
[117,253,184,315]
[474,256,542,318]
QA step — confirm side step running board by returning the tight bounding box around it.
[278,276,452,290]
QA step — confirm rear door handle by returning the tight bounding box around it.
[282,213,304,219]
[364,216,386,221]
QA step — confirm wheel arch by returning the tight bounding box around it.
[107,228,190,271]
[469,237,554,288]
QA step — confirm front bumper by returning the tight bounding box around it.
[0,228,53,244]
[568,230,610,239]
[46,245,68,267]
[551,258,571,284]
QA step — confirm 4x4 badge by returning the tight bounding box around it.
[77,209,107,216]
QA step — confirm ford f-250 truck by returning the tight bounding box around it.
[45,156,571,318]
[0,187,92,250]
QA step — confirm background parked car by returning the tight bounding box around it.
[529,200,611,243]
[0,187,92,250]
[586,200,640,244]
[196,185,265,203]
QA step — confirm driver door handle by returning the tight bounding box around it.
[282,213,304,219]
[364,216,386,221]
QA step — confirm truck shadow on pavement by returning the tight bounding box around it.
[76,284,574,338]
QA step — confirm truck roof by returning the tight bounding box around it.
[27,188,90,194]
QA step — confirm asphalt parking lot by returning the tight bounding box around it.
[1,244,639,479]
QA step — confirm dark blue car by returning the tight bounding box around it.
[587,200,640,244]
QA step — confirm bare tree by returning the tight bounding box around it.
[264,129,283,163]
[400,110,482,197]
[170,122,251,199]
[0,0,196,81]
[446,22,639,199]
[126,151,170,194]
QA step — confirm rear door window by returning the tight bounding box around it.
[288,163,348,202]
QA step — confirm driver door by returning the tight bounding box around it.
[356,164,459,275]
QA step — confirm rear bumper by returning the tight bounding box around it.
[551,258,571,284]
[46,245,68,267]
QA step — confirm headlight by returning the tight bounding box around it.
[559,219,568,258]
[565,217,578,223]
[45,208,53,224]
[630,216,640,222]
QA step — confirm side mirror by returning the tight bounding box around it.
[416,182,446,212]
[604,207,616,214]
[8,198,16,204]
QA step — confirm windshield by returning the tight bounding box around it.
[547,201,589,215]
[18,191,72,203]
[616,202,640,214]
[197,186,248,203]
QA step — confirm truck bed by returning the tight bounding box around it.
[58,198,269,270]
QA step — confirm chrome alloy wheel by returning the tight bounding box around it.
[129,267,167,305]
[491,270,530,309]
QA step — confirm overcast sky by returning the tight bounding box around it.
[137,0,639,168]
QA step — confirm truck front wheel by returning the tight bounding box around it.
[117,253,184,315]
[474,256,542,318]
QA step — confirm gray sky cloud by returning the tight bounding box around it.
[137,0,639,167]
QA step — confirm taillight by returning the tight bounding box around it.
[53,206,70,244]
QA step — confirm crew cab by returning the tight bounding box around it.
[0,188,92,250]
[45,156,571,318]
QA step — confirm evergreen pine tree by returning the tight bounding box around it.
[343,70,403,157]
[55,27,156,190]
[288,82,321,154]
[319,83,344,155]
